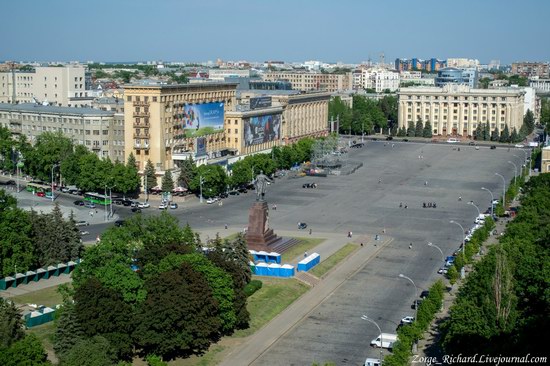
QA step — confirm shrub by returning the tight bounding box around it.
[244,280,263,297]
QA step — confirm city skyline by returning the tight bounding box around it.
[2,0,549,64]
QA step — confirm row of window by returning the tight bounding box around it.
[406,95,509,101]
[408,108,505,115]
[0,114,118,125]
[406,114,505,122]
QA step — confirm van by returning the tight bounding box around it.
[370,333,397,349]
[364,358,381,366]
[446,138,459,143]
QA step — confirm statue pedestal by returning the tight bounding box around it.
[246,201,280,252]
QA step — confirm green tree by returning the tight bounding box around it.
[161,170,174,193]
[406,120,415,137]
[230,159,253,189]
[0,333,50,366]
[177,156,197,189]
[490,127,500,141]
[60,145,90,186]
[328,97,352,135]
[0,192,34,277]
[482,122,490,141]
[523,109,535,135]
[76,153,102,192]
[144,159,157,191]
[378,95,398,131]
[499,125,510,143]
[415,118,424,137]
[134,263,221,359]
[540,97,550,130]
[189,165,227,198]
[53,300,85,359]
[61,336,115,366]
[397,126,406,137]
[510,127,520,143]
[423,121,433,138]
[25,132,73,182]
[0,297,25,349]
[474,123,483,140]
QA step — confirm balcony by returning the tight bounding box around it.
[133,101,149,107]
[134,144,150,150]
[133,111,150,117]
[133,122,150,128]
[134,132,149,138]
[91,145,101,151]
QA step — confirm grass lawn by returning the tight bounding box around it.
[281,237,325,263]
[169,277,308,365]
[310,243,358,278]
[11,284,67,307]
[27,322,57,363]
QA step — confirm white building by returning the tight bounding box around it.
[354,68,400,93]
[207,69,251,81]
[399,71,436,87]
[447,58,480,69]
[0,65,90,107]
[529,77,550,93]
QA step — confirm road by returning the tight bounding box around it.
[1,141,522,365]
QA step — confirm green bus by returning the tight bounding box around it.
[26,182,52,194]
[83,192,112,206]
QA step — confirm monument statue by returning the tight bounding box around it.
[254,170,272,201]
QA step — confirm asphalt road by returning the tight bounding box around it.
[1,141,523,365]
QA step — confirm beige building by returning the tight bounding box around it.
[398,85,525,137]
[123,82,238,173]
[511,62,549,78]
[261,71,353,92]
[541,146,550,173]
[0,65,89,106]
[0,103,124,160]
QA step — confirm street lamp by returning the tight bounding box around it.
[50,163,59,202]
[481,187,495,217]
[507,161,517,186]
[449,220,466,278]
[199,175,204,203]
[467,201,481,217]
[519,149,530,176]
[360,315,383,363]
[398,274,418,322]
[427,241,445,262]
[495,173,506,207]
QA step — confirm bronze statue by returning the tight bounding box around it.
[254,170,273,201]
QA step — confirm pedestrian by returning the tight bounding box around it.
[392,144,395,148]
[360,242,364,247]
[225,224,228,229]
[409,243,412,250]
[383,228,386,234]
[425,181,428,186]
[404,204,408,209]
[378,178,382,184]
[350,231,353,238]
[304,251,308,258]
[309,228,312,235]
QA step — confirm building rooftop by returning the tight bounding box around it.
[0,103,114,116]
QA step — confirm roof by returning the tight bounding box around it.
[0,103,114,116]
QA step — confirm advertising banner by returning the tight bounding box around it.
[244,114,281,146]
[182,102,224,137]
[250,96,272,110]
[196,136,207,156]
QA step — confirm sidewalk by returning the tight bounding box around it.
[220,234,394,366]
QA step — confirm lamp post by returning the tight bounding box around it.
[495,173,506,208]
[519,149,529,176]
[467,201,481,217]
[481,187,495,217]
[50,163,59,202]
[508,161,517,186]
[450,220,466,279]
[427,241,445,262]
[199,175,204,203]
[398,274,418,322]
[361,315,383,363]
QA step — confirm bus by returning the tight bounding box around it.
[83,192,112,206]
[26,182,52,195]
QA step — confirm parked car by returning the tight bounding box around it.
[170,203,178,209]
[122,199,132,206]
[490,145,497,149]
[158,203,168,209]
[113,199,123,205]
[130,201,139,208]
[492,199,499,205]
[131,207,142,213]
[206,198,216,204]
[402,138,409,142]
[3,180,16,185]
[229,190,240,196]
[515,144,524,148]
[303,183,317,188]
[385,136,393,141]
[468,141,476,146]
[420,290,430,299]
[401,316,415,324]
[438,267,448,275]
[85,202,96,208]
[411,299,423,310]
[114,220,125,227]
[75,220,89,227]
[298,222,308,229]
[79,230,89,236]
[36,191,46,197]
[73,200,85,206]
[61,187,71,193]
[138,202,150,208]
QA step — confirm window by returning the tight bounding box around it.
[228,129,231,133]
[235,138,238,143]
[103,130,108,135]
[152,97,157,102]
[127,96,132,102]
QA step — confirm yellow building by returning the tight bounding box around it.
[541,146,550,173]
[398,85,525,137]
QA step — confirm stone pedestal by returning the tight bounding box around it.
[246,201,279,252]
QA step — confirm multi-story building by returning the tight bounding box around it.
[446,58,480,69]
[261,71,353,92]
[395,58,446,72]
[529,77,550,94]
[207,69,251,81]
[398,85,525,137]
[399,71,436,87]
[353,68,400,92]
[0,65,91,107]
[0,103,125,160]
[511,62,549,78]
[435,67,478,88]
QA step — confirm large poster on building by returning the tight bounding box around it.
[196,136,207,156]
[182,102,224,137]
[244,114,281,146]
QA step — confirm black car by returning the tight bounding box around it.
[73,200,85,206]
[411,299,423,309]
[4,180,16,185]
[114,220,125,227]
[468,141,476,146]
[113,199,123,205]
[219,192,228,199]
[298,222,308,229]
[371,138,378,141]
[122,199,132,206]
[131,207,142,213]
[229,190,240,195]
[420,290,430,299]
[403,138,409,142]
[386,136,393,141]
[490,145,497,149]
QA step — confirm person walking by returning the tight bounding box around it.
[409,242,413,250]
[309,228,312,235]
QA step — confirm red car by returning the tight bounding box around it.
[36,191,46,197]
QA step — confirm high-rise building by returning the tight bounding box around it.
[511,62,549,78]
[435,68,478,88]
[261,71,353,92]
[395,58,446,72]
[353,68,400,92]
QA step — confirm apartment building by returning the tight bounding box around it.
[0,103,125,160]
[261,71,353,92]
[353,68,400,92]
[0,65,90,106]
[529,78,550,93]
[511,62,549,78]
[395,58,446,72]
[398,85,525,137]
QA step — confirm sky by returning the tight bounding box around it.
[2,0,549,64]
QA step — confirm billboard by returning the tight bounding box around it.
[182,102,224,137]
[250,96,272,110]
[244,114,281,146]
[196,137,207,156]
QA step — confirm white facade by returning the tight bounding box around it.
[0,65,88,106]
[529,78,550,93]
[354,68,400,92]
[447,58,480,69]
[207,69,250,81]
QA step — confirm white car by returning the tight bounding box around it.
[446,138,459,143]
[206,198,216,204]
[400,316,415,324]
[515,144,524,148]
[138,202,150,208]
[158,203,167,209]
[492,199,499,205]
